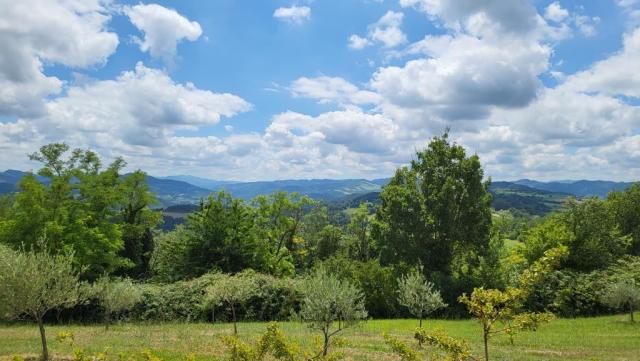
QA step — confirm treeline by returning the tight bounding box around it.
[1,134,639,322]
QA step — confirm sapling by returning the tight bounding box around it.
[397,264,446,327]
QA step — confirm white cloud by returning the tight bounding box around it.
[563,28,640,98]
[349,11,407,50]
[290,76,381,105]
[273,6,311,25]
[125,4,202,63]
[0,0,118,117]
[348,34,372,50]
[544,2,569,22]
[42,62,251,148]
[369,11,408,48]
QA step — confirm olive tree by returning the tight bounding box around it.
[602,278,640,322]
[299,268,367,357]
[397,265,446,327]
[205,272,257,335]
[0,246,86,361]
[94,277,143,329]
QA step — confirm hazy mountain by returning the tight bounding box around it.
[514,179,634,198]
[1,169,635,215]
[161,175,238,190]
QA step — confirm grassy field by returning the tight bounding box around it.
[1,315,639,361]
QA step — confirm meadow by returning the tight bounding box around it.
[1,315,639,361]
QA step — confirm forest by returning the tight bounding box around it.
[1,133,639,361]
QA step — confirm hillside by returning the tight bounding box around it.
[1,169,635,216]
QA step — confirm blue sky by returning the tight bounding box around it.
[1,0,639,181]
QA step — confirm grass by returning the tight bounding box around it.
[1,315,639,361]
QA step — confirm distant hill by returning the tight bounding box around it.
[1,169,636,216]
[161,175,238,190]
[514,179,634,198]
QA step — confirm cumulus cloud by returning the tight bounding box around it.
[43,62,251,147]
[563,28,640,98]
[544,2,569,22]
[290,76,381,106]
[273,6,311,25]
[125,4,202,63]
[349,11,407,49]
[0,0,118,117]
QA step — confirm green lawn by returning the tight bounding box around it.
[1,315,639,360]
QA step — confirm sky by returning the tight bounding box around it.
[0,0,639,181]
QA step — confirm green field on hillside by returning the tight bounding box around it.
[1,316,639,361]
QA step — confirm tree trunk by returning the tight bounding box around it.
[419,317,423,328]
[483,327,489,361]
[37,317,49,361]
[322,328,330,356]
[231,303,237,335]
[630,305,635,323]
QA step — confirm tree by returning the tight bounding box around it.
[608,183,640,255]
[373,131,492,276]
[316,225,343,261]
[0,246,87,361]
[602,278,640,322]
[205,272,258,335]
[458,246,567,361]
[346,203,374,261]
[183,192,266,277]
[118,170,161,278]
[298,267,367,356]
[397,265,446,327]
[0,143,132,279]
[94,277,143,328]
[253,192,315,274]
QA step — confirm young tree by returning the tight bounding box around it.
[0,246,87,361]
[299,268,367,357]
[347,203,373,261]
[602,278,640,322]
[205,272,258,335]
[94,277,143,328]
[397,265,446,327]
[458,246,567,361]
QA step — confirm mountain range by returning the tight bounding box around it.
[1,170,635,215]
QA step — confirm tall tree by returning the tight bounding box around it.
[0,143,129,279]
[608,183,640,255]
[252,192,314,275]
[373,131,492,275]
[118,170,161,278]
[347,202,374,261]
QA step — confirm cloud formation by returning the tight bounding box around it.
[273,6,311,25]
[125,4,202,64]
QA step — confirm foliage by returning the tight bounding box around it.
[0,245,87,360]
[373,131,492,276]
[345,202,374,262]
[384,328,476,361]
[253,192,315,274]
[221,323,343,361]
[298,267,367,356]
[94,277,143,326]
[601,278,640,322]
[205,271,258,334]
[608,183,640,255]
[397,265,446,327]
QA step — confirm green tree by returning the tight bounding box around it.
[316,225,343,261]
[0,246,87,361]
[608,183,640,255]
[205,272,258,335]
[397,265,446,327]
[373,131,492,275]
[184,192,266,277]
[0,143,132,279]
[253,192,315,274]
[298,267,367,356]
[118,171,161,278]
[346,203,374,261]
[602,278,640,322]
[94,277,143,328]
